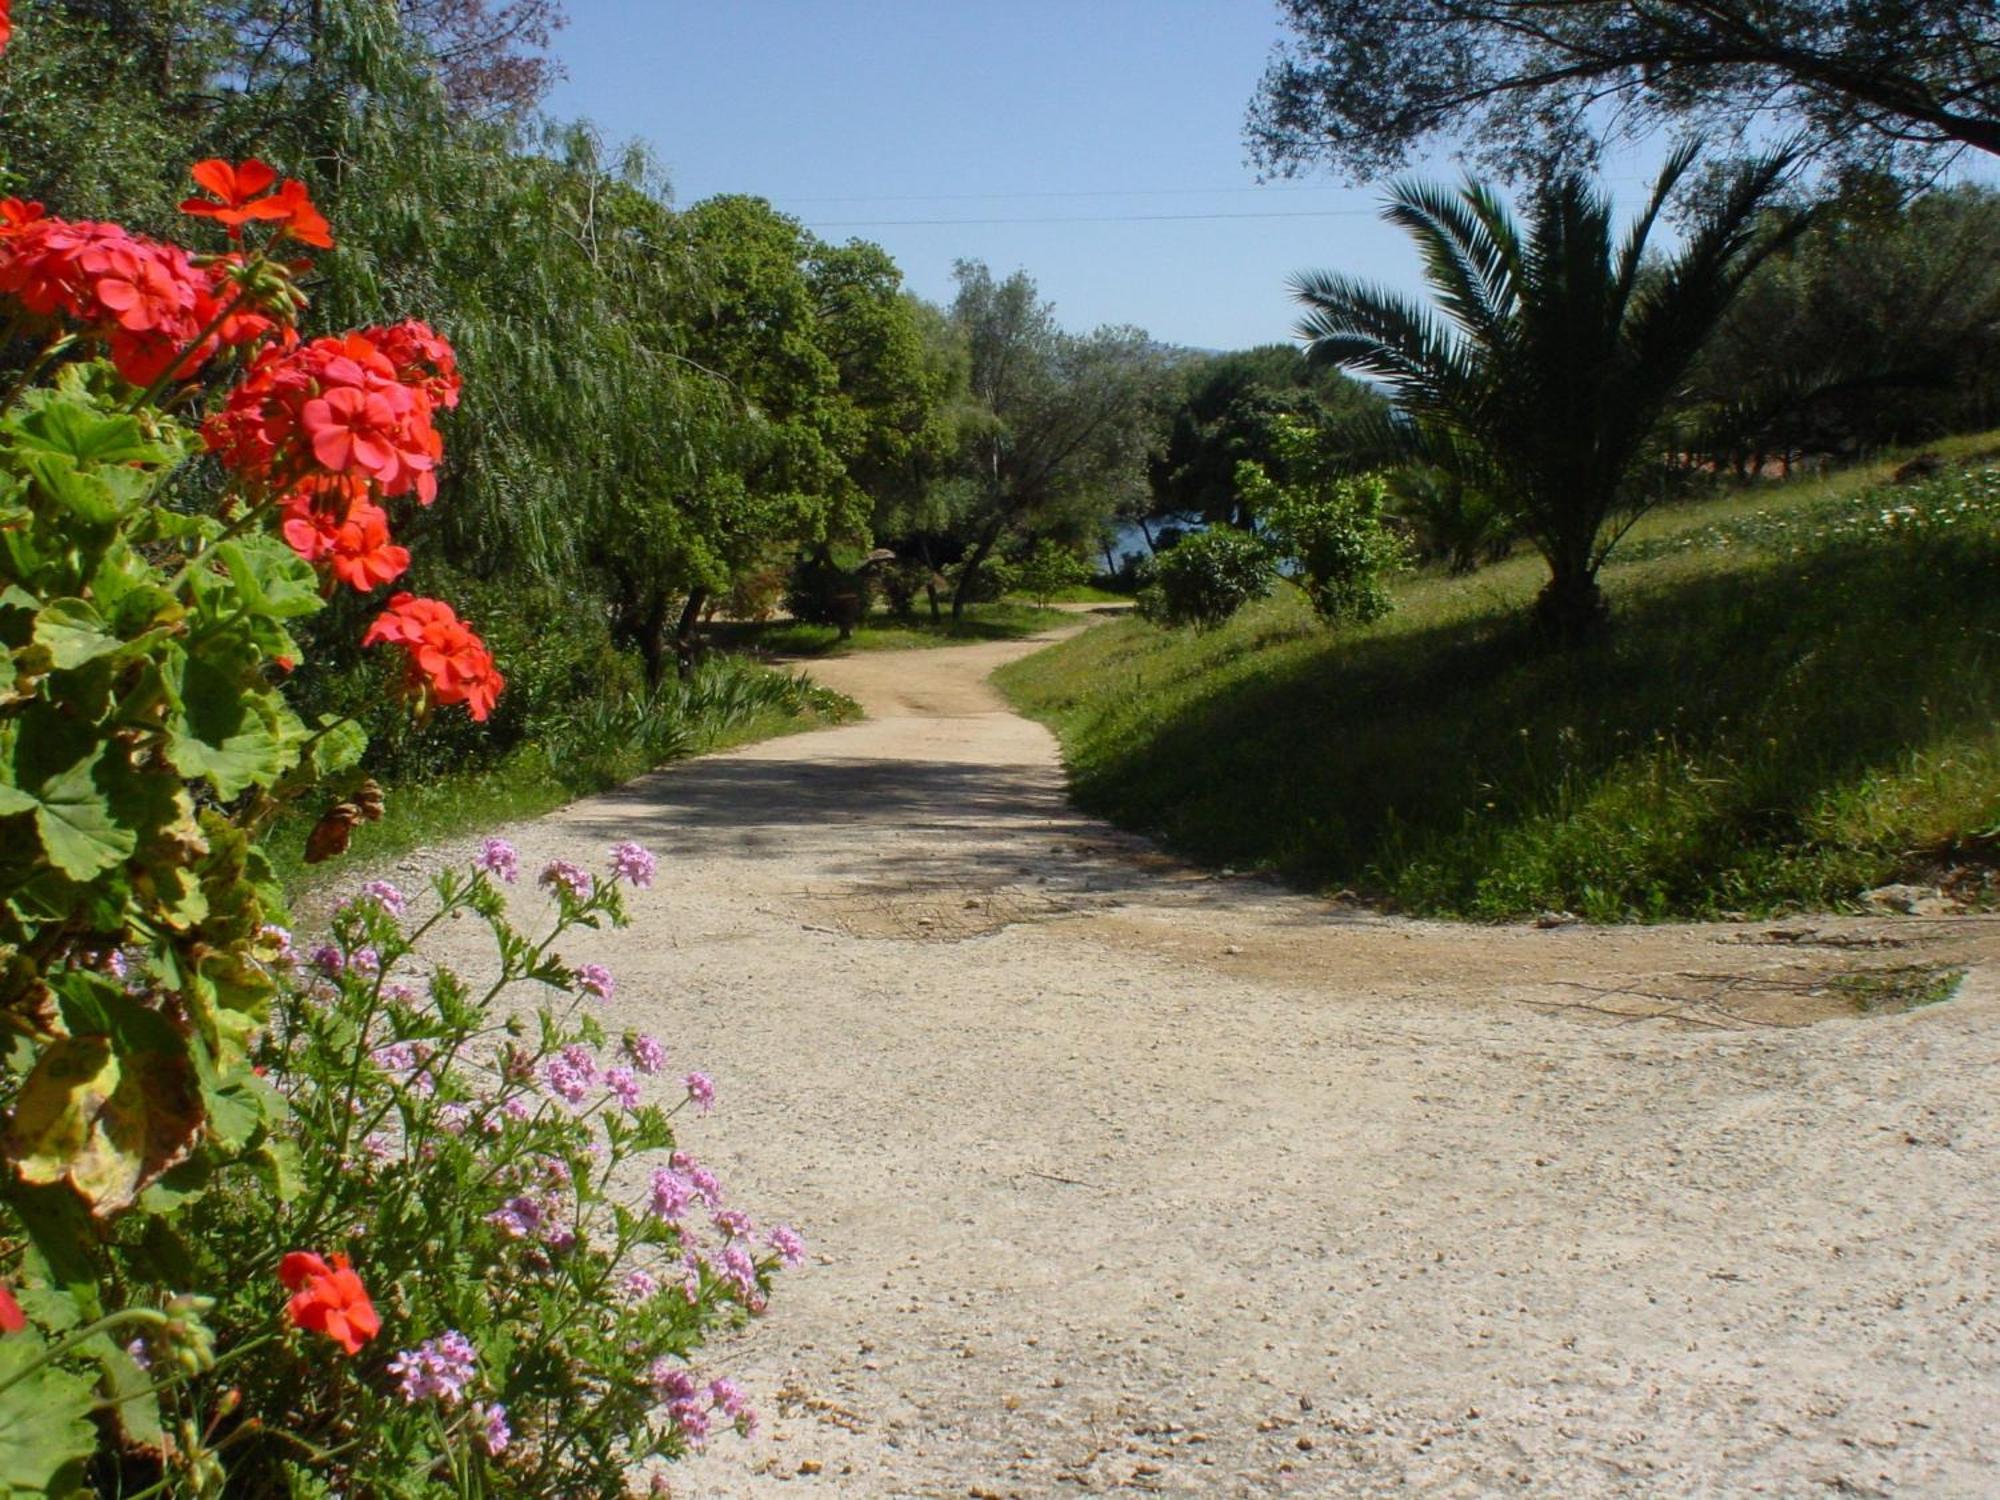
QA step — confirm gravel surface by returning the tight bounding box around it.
[398,625,2000,1498]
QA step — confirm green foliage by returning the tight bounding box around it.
[1292,145,1808,638]
[1689,183,2000,460]
[1136,529,1276,629]
[1015,541,1092,606]
[1147,342,1384,528]
[1389,464,1514,573]
[1000,452,2000,920]
[1234,419,1405,624]
[782,548,877,628]
[0,366,317,1238]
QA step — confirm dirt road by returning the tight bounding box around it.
[422,624,2000,1497]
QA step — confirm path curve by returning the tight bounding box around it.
[419,623,1999,1497]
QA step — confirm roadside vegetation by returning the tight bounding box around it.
[999,445,2000,921]
[710,601,1070,659]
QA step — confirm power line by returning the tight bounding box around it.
[804,207,1382,228]
[782,183,1357,204]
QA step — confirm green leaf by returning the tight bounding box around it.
[7,1183,104,1322]
[309,716,369,778]
[216,537,323,620]
[18,451,131,528]
[9,392,171,466]
[163,646,298,799]
[16,744,135,881]
[31,600,122,671]
[88,1335,166,1455]
[0,1332,97,1494]
[252,1138,305,1202]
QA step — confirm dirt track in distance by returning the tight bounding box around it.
[411,619,2000,1498]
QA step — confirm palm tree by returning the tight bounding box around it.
[1291,145,1810,638]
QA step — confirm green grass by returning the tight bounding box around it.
[272,659,856,892]
[708,601,1073,657]
[1830,965,1967,1016]
[1004,584,1133,605]
[997,442,2000,922]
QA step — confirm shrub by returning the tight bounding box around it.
[1016,540,1092,605]
[1249,464,1406,626]
[0,156,783,1493]
[944,555,1016,605]
[878,557,937,620]
[1136,528,1276,628]
[782,548,876,627]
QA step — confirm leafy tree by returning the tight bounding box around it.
[946,260,1163,619]
[1017,539,1093,605]
[1137,529,1276,629]
[1688,182,2000,460]
[1249,0,2000,183]
[1149,344,1382,528]
[1234,419,1406,625]
[1292,145,1809,638]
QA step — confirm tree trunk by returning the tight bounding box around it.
[950,520,1005,623]
[636,586,670,690]
[1532,562,1609,644]
[919,539,942,622]
[673,589,707,682]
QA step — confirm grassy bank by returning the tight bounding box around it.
[709,600,1072,657]
[997,444,2000,921]
[272,657,856,890]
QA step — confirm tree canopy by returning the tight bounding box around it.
[1248,0,2000,183]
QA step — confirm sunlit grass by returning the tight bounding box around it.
[998,443,2000,921]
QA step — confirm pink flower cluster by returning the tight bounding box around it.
[387,1330,479,1406]
[648,1363,759,1446]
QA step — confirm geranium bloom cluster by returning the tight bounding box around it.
[279,1251,380,1356]
[360,593,504,722]
[0,204,246,387]
[0,157,503,728]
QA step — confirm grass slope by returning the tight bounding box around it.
[998,441,2000,920]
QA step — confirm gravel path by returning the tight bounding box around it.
[413,624,2000,1498]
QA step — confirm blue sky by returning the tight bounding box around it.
[543,2,1993,352]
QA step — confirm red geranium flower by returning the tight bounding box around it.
[280,484,410,592]
[363,593,504,721]
[180,159,287,237]
[0,2,12,57]
[268,178,333,250]
[0,198,43,237]
[0,1283,25,1336]
[278,1251,380,1355]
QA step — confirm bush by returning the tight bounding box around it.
[782,549,876,627]
[1389,466,1514,574]
[878,557,937,619]
[0,162,786,1493]
[1017,540,1093,605]
[1136,528,1276,628]
[1252,466,1406,626]
[943,555,1017,605]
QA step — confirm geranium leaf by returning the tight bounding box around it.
[0,1333,97,1494]
[33,598,123,670]
[28,745,135,881]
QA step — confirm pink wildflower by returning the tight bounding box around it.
[387,1330,479,1405]
[767,1224,806,1267]
[605,1066,641,1112]
[475,1401,511,1455]
[475,837,520,883]
[625,1033,667,1075]
[608,840,658,887]
[648,1169,692,1222]
[575,963,614,1000]
[683,1071,716,1115]
[538,858,592,901]
[356,879,407,917]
